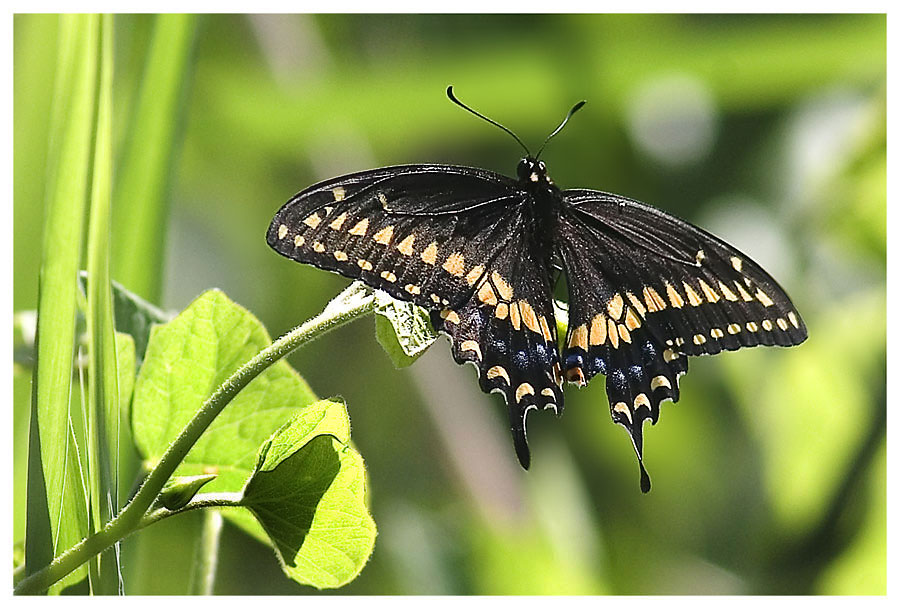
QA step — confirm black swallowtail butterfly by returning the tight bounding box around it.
[267,87,807,492]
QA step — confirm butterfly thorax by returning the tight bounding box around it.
[517,157,563,258]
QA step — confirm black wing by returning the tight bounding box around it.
[430,218,564,469]
[268,165,563,465]
[557,189,807,491]
[268,165,525,310]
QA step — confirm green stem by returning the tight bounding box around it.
[189,511,224,595]
[14,283,376,595]
[139,492,244,531]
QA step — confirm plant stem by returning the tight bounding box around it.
[190,511,223,595]
[14,283,376,595]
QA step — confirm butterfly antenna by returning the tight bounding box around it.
[447,86,532,157]
[534,99,586,160]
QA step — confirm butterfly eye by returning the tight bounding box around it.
[516,159,532,181]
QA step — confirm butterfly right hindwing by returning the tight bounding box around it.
[554,189,807,491]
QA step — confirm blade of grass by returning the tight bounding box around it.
[24,14,98,593]
[111,14,197,304]
[85,13,122,594]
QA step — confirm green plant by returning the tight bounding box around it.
[14,14,380,595]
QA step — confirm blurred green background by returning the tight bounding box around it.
[14,14,885,594]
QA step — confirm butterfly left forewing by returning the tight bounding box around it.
[268,165,527,310]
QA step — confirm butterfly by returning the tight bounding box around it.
[267,86,807,492]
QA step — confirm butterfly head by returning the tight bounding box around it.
[517,157,553,186]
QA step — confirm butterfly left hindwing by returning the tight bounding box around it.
[431,225,564,469]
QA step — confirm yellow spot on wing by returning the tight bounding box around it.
[788,311,800,328]
[396,234,415,256]
[634,393,650,411]
[540,316,553,341]
[440,309,460,325]
[684,282,703,306]
[333,250,348,261]
[294,235,305,247]
[421,242,438,265]
[374,225,394,245]
[358,259,373,271]
[515,383,535,403]
[735,281,754,302]
[693,333,707,345]
[329,212,347,230]
[589,313,607,346]
[718,281,738,301]
[762,319,774,331]
[313,241,325,253]
[746,321,759,332]
[380,270,397,282]
[404,284,421,295]
[756,288,775,307]
[332,186,346,201]
[651,375,671,391]
[617,323,631,343]
[349,218,369,236]
[461,340,482,359]
[731,256,743,272]
[569,324,588,350]
[663,348,678,362]
[627,292,646,317]
[613,402,632,424]
[277,224,288,239]
[509,301,522,330]
[710,328,724,339]
[491,272,513,300]
[519,300,540,334]
[303,213,322,229]
[644,286,667,312]
[699,279,720,303]
[666,282,684,308]
[777,317,789,331]
[607,294,624,320]
[495,302,509,319]
[727,323,741,334]
[478,282,498,306]
[487,366,510,384]
[624,308,641,331]
[442,252,465,277]
[607,318,619,349]
[465,265,485,286]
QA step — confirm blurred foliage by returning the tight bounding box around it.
[13,13,885,594]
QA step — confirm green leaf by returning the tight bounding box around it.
[374,291,438,368]
[111,14,196,303]
[78,273,171,366]
[83,14,121,592]
[131,289,318,540]
[25,14,99,593]
[242,399,376,589]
